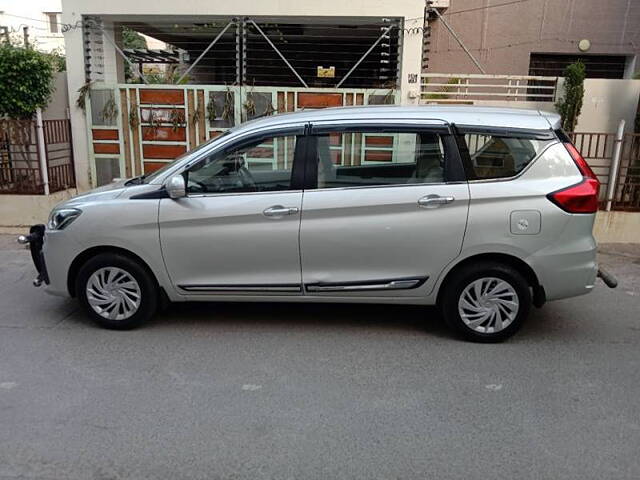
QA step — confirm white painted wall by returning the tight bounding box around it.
[576,79,640,133]
[0,0,64,52]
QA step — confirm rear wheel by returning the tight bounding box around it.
[76,253,158,329]
[440,261,531,342]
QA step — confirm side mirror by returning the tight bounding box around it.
[166,174,186,199]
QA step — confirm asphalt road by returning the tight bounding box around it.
[1,235,639,480]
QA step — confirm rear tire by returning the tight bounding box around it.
[76,253,158,330]
[440,261,531,343]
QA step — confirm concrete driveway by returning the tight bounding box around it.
[0,235,639,480]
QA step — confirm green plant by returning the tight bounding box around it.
[0,43,55,118]
[556,61,586,132]
[122,27,147,82]
[46,48,66,72]
[206,97,217,123]
[145,65,190,85]
[423,77,460,100]
[129,109,139,130]
[169,107,185,132]
[100,95,118,125]
[76,81,92,113]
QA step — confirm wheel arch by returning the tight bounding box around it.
[67,245,160,298]
[436,252,546,307]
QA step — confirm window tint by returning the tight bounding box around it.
[463,134,553,179]
[186,134,297,194]
[314,131,446,189]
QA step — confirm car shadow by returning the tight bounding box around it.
[150,301,453,338]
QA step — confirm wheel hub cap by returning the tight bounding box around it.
[86,267,141,321]
[458,277,519,334]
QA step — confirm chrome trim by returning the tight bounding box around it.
[178,285,302,293]
[308,181,460,193]
[305,277,426,292]
[187,189,303,199]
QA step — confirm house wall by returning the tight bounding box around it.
[0,189,77,228]
[61,0,426,190]
[42,72,69,120]
[0,0,64,52]
[576,79,640,133]
[426,0,639,76]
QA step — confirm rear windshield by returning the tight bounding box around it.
[463,133,555,180]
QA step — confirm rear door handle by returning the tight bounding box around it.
[418,195,455,208]
[263,205,299,217]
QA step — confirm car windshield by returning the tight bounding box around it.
[142,131,231,183]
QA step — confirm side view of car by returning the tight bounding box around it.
[18,105,616,342]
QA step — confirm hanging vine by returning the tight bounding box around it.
[76,81,93,113]
[148,110,160,135]
[128,109,139,130]
[100,95,118,125]
[206,97,217,124]
[169,107,186,132]
[221,86,234,123]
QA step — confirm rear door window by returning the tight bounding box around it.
[462,132,555,180]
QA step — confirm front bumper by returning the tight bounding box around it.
[17,224,49,287]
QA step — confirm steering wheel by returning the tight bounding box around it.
[237,164,257,191]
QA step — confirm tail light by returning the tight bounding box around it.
[547,142,600,213]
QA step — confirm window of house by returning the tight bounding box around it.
[45,13,60,34]
[313,131,446,189]
[462,133,553,180]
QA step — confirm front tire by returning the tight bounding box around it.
[76,253,158,329]
[440,261,531,342]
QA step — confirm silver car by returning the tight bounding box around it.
[19,106,614,342]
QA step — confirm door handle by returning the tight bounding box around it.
[418,194,455,208]
[263,205,299,217]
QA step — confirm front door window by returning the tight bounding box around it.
[186,134,298,194]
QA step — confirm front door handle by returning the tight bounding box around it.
[418,194,455,209]
[263,205,299,217]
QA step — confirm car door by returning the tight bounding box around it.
[159,125,306,295]
[299,120,470,297]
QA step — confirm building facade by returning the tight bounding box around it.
[0,0,64,52]
[425,0,639,78]
[61,0,427,189]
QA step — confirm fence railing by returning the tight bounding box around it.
[421,73,560,103]
[0,117,75,195]
[570,131,640,211]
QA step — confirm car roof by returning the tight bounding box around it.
[232,105,561,134]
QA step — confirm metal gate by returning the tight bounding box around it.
[86,83,399,185]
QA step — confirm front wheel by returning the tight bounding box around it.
[440,262,531,342]
[76,253,158,329]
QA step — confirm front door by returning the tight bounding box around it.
[299,121,469,297]
[159,128,305,295]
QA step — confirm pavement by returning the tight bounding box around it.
[0,234,639,480]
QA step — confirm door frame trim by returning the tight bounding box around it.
[304,276,427,293]
[177,284,302,294]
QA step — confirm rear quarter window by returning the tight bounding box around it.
[463,133,554,180]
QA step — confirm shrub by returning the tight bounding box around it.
[556,61,586,132]
[0,43,55,118]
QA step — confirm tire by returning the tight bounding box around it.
[440,261,531,343]
[76,253,158,330]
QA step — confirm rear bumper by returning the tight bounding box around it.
[532,237,598,301]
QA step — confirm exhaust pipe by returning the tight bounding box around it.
[597,267,618,289]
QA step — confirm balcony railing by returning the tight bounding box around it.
[421,73,560,103]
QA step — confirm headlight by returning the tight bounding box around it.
[47,208,82,230]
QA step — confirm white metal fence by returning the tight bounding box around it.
[420,73,560,103]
